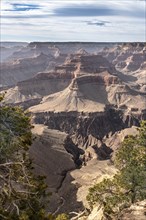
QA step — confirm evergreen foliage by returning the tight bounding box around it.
[0,96,70,219]
[55,213,69,220]
[0,96,51,219]
[87,121,146,219]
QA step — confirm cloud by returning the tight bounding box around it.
[53,3,145,18]
[3,3,41,12]
[1,22,38,27]
[54,5,115,17]
[2,14,49,19]
[87,20,111,26]
[1,0,146,42]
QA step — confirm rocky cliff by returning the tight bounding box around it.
[0,53,53,86]
[1,42,145,218]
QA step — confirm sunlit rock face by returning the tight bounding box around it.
[120,200,146,220]
[1,42,146,215]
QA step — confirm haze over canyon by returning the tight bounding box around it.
[0,41,146,219]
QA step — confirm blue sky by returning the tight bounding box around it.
[1,0,146,42]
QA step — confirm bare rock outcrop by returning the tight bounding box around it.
[0,53,53,86]
[55,53,116,77]
[1,42,145,217]
[2,71,73,108]
[30,124,117,215]
[120,200,146,220]
[29,72,146,114]
[3,43,60,62]
[0,42,28,62]
[30,124,84,213]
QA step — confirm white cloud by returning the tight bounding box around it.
[1,0,145,42]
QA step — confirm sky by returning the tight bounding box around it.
[1,0,146,42]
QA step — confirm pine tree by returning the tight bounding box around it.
[87,121,146,219]
[0,96,50,219]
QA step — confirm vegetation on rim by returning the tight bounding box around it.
[87,121,146,219]
[1,91,145,220]
[0,95,69,220]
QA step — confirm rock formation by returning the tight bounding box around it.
[0,53,53,86]
[0,42,146,218]
[120,200,146,220]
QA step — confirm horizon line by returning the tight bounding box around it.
[1,41,146,43]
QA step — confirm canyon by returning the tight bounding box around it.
[0,42,146,219]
